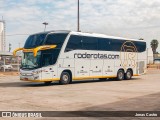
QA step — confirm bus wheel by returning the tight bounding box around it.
[44,81,52,85]
[59,72,71,85]
[125,70,132,80]
[117,70,124,80]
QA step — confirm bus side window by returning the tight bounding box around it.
[98,38,110,51]
[44,33,68,48]
[111,39,123,51]
[82,36,98,50]
[135,41,146,52]
[65,35,82,52]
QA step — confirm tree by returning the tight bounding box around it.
[150,39,159,54]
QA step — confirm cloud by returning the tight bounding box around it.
[0,0,160,51]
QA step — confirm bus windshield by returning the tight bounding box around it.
[24,33,47,49]
[21,52,41,69]
[21,33,69,69]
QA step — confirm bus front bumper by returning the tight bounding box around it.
[20,76,60,82]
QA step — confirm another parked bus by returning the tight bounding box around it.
[13,30,147,85]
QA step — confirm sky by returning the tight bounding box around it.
[0,0,160,52]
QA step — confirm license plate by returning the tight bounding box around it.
[24,78,28,81]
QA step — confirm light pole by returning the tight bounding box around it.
[77,0,80,32]
[43,22,48,31]
[9,43,11,52]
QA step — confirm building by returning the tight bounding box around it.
[0,20,5,51]
[147,48,154,64]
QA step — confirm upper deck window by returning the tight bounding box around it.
[65,34,146,53]
[44,33,68,48]
[82,36,98,50]
[65,35,83,52]
[65,35,98,52]
[24,33,47,49]
[135,41,146,52]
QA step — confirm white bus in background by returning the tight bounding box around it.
[13,30,147,85]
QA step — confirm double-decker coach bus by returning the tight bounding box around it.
[13,30,147,85]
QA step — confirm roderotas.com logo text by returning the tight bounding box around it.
[74,52,119,59]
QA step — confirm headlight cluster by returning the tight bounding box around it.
[20,73,32,76]
[20,71,40,76]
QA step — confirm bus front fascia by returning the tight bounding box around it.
[13,45,57,57]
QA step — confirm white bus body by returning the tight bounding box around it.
[14,31,147,84]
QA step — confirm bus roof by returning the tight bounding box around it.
[70,31,145,42]
[31,30,71,35]
[31,30,145,42]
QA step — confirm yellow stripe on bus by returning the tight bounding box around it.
[20,74,140,82]
[73,75,117,80]
[20,78,60,82]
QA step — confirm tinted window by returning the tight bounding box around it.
[65,35,82,52]
[135,41,146,52]
[120,41,136,52]
[98,38,111,51]
[82,36,98,50]
[110,39,124,51]
[42,53,53,66]
[98,38,146,52]
[41,49,60,66]
[120,41,146,52]
[24,33,47,48]
[44,33,68,48]
[65,35,146,53]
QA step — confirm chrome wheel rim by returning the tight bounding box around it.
[118,72,123,79]
[63,74,69,82]
[127,72,131,78]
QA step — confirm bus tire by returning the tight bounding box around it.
[125,70,132,80]
[44,81,52,85]
[59,72,71,85]
[117,70,124,80]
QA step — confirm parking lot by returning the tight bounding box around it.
[0,69,160,119]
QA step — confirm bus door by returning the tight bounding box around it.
[41,53,53,80]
